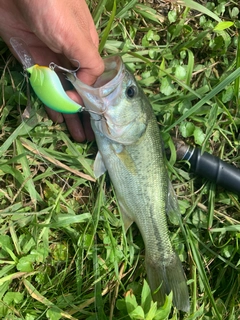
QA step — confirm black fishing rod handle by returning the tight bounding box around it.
[184,147,240,195]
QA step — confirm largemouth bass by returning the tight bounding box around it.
[67,56,190,312]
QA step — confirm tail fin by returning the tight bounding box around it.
[145,252,190,312]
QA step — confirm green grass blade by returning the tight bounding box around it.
[166,67,240,131]
[186,49,194,87]
[181,0,221,22]
[0,111,43,157]
[23,279,78,320]
[99,0,117,54]
[40,213,92,228]
[116,0,138,19]
[15,138,42,203]
[210,225,240,233]
[92,0,108,26]
[187,227,222,319]
[235,33,240,110]
[19,137,95,181]
[58,131,94,177]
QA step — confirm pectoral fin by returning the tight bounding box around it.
[93,152,107,178]
[112,144,137,175]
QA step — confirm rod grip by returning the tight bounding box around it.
[184,147,240,194]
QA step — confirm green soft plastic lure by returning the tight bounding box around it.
[10,37,82,114]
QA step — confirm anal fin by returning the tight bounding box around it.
[93,151,107,178]
[118,200,133,232]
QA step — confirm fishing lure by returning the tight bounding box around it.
[10,37,82,114]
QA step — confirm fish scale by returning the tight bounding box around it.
[67,56,190,312]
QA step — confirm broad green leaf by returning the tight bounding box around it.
[214,21,234,31]
[186,304,205,319]
[168,10,177,23]
[16,255,35,272]
[231,7,239,18]
[129,306,145,319]
[180,121,195,138]
[222,245,234,258]
[175,65,186,81]
[141,280,152,314]
[160,77,175,96]
[46,306,62,320]
[154,292,173,320]
[126,291,139,314]
[3,292,24,305]
[158,58,166,78]
[145,302,157,319]
[30,247,49,263]
[193,127,205,145]
[222,86,234,103]
[0,235,14,252]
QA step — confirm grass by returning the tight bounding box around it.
[0,0,240,319]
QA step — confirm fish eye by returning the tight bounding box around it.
[126,85,136,98]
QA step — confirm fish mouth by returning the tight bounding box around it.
[69,56,125,114]
[93,56,122,88]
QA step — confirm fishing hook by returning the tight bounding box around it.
[49,60,80,74]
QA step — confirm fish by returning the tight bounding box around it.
[67,56,190,312]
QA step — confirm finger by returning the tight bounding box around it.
[63,113,86,142]
[65,89,93,142]
[66,89,83,105]
[62,35,104,85]
[82,111,95,141]
[45,106,64,123]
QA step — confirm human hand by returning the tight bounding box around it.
[0,0,104,141]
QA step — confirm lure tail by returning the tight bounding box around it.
[10,37,35,69]
[145,252,190,312]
